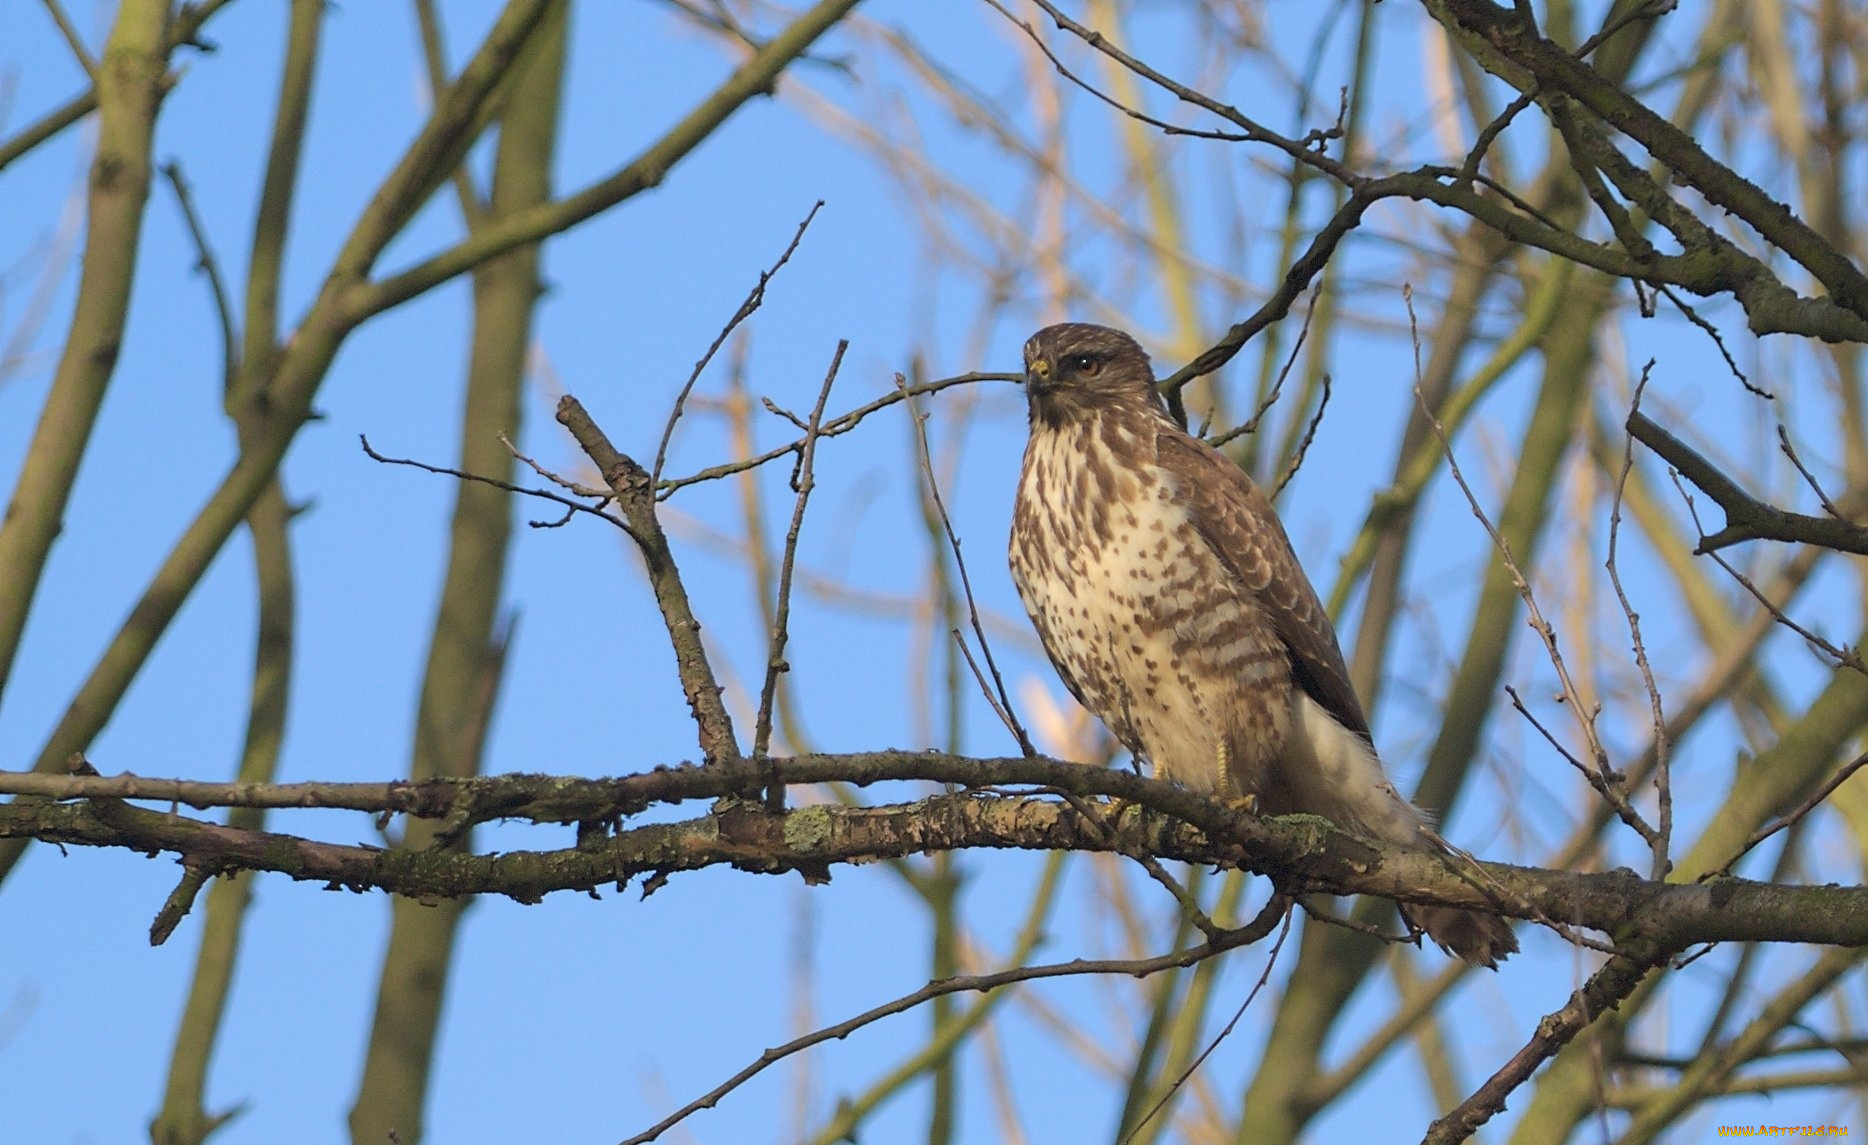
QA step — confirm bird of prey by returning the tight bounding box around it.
[1007,322,1516,968]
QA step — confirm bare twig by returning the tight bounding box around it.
[948,632,1026,759]
[161,161,240,393]
[1705,750,1868,881]
[1303,957,1474,1109]
[761,395,809,431]
[1206,284,1320,451]
[1688,822,1807,1062]
[1407,288,1652,845]
[1777,425,1844,521]
[620,895,1290,1145]
[1610,1065,1868,1107]
[897,373,1035,757]
[652,201,824,484]
[38,0,99,78]
[1669,478,1868,675]
[1656,284,1768,398]
[1424,942,1665,1144]
[992,0,1348,173]
[1270,372,1331,498]
[756,341,844,803]
[1504,686,1591,780]
[362,435,620,531]
[1627,1036,1868,1072]
[981,0,1254,146]
[1120,904,1295,1145]
[1056,789,1219,939]
[1609,368,1671,878]
[1156,183,1390,397]
[497,432,610,498]
[650,0,853,74]
[659,373,1016,498]
[150,865,209,946]
[412,0,491,225]
[1457,89,1537,186]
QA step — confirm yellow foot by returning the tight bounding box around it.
[1212,742,1259,815]
[1222,791,1261,816]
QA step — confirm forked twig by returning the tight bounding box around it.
[361,435,621,531]
[1206,283,1321,451]
[756,341,845,802]
[558,396,743,766]
[1668,477,1868,676]
[1629,412,1868,555]
[652,200,824,484]
[1609,367,1672,878]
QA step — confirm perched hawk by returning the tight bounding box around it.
[1008,323,1516,968]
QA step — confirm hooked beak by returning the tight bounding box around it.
[1024,356,1056,397]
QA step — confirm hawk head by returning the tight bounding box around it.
[1023,323,1163,427]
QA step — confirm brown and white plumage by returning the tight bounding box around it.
[1007,322,1515,968]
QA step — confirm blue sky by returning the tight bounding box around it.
[3,2,1861,1143]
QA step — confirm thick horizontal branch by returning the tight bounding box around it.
[5,755,1867,950]
[0,752,1249,828]
[1627,412,1868,555]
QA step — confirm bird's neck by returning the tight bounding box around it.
[1027,400,1165,462]
[1019,404,1166,543]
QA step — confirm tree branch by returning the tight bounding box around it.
[7,757,1868,950]
[1627,411,1868,555]
[555,395,743,766]
[1424,940,1664,1144]
[1432,0,1868,319]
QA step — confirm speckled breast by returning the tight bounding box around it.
[1009,412,1291,793]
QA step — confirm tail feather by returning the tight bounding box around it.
[1281,695,1519,969]
[1412,904,1519,969]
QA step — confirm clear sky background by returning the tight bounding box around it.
[2,2,1859,1143]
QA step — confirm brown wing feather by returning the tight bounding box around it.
[1153,426,1373,743]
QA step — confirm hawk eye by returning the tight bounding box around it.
[1066,353,1102,377]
